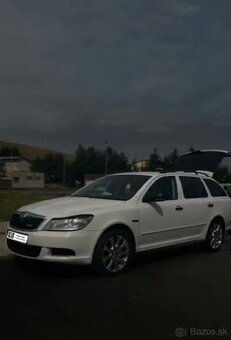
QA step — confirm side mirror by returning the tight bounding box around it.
[143,195,151,203]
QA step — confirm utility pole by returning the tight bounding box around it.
[104,141,108,175]
[63,156,66,185]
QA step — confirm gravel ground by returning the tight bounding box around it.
[0,221,7,235]
[0,222,9,256]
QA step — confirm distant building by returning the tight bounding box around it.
[0,157,45,189]
[133,159,150,171]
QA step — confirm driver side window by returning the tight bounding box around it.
[144,176,178,201]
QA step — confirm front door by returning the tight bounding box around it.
[137,176,184,250]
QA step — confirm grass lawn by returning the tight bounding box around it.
[0,190,52,222]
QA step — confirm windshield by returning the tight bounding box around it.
[72,175,151,201]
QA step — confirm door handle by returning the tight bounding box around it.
[176,206,183,211]
[208,203,214,208]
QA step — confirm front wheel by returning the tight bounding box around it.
[205,220,225,252]
[92,229,134,275]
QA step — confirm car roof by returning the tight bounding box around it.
[112,150,231,179]
[108,171,210,178]
[109,172,160,177]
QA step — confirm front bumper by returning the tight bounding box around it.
[6,227,100,264]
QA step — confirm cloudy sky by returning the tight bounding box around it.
[0,0,231,158]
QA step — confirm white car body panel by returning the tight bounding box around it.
[6,170,231,265]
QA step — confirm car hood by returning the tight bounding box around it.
[18,196,125,218]
[175,149,231,175]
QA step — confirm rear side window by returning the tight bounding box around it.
[203,179,227,197]
[180,176,208,199]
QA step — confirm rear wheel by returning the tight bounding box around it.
[205,219,224,252]
[92,229,134,275]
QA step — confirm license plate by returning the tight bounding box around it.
[7,230,28,244]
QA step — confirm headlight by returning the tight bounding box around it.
[43,215,94,231]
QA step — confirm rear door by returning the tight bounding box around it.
[178,175,210,239]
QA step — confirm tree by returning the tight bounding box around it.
[163,148,179,171]
[0,146,20,157]
[107,147,129,173]
[149,149,162,171]
[214,166,231,183]
[32,153,65,183]
[69,145,130,185]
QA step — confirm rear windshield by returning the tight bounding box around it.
[72,175,151,201]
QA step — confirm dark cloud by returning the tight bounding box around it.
[0,0,231,158]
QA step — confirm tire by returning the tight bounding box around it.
[204,219,225,252]
[92,229,134,275]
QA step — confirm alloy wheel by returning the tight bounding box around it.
[102,235,130,273]
[210,223,223,250]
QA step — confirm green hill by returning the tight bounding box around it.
[0,140,74,162]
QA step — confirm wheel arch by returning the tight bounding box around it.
[95,223,137,253]
[208,215,226,231]
[204,215,225,252]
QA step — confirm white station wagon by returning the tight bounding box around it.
[7,150,231,275]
